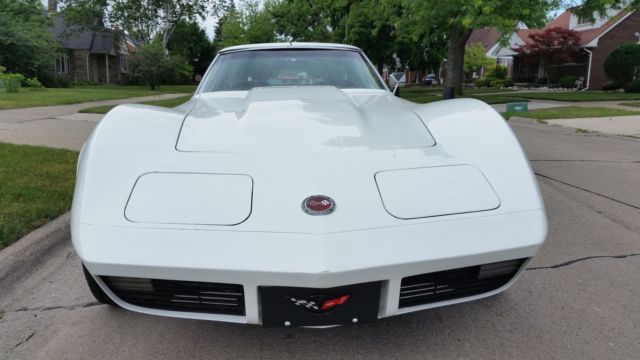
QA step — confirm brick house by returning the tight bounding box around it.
[52,17,134,85]
[468,6,640,89]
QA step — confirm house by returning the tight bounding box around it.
[51,17,134,85]
[468,6,640,89]
[466,25,522,78]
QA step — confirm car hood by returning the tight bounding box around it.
[176,86,435,154]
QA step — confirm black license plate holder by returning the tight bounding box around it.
[260,282,381,327]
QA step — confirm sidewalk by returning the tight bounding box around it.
[546,116,640,137]
[491,99,640,113]
[0,93,189,151]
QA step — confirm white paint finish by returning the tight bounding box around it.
[375,165,500,219]
[72,44,548,324]
[177,87,435,154]
[125,172,253,226]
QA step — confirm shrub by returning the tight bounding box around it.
[488,65,507,80]
[129,41,194,90]
[56,77,72,88]
[1,73,25,93]
[475,78,492,87]
[604,44,640,86]
[602,81,622,91]
[536,77,548,85]
[74,80,97,86]
[489,79,511,88]
[624,79,640,93]
[0,66,5,74]
[559,75,578,88]
[24,78,43,89]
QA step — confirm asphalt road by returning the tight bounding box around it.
[1,119,639,360]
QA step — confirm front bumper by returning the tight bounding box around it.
[76,209,546,325]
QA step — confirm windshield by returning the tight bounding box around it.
[200,49,385,92]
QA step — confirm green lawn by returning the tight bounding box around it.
[502,106,640,121]
[620,101,640,107]
[0,143,78,248]
[466,95,530,104]
[505,91,640,102]
[0,85,196,110]
[79,95,193,114]
[399,87,640,104]
[400,87,520,104]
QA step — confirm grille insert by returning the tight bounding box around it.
[399,259,526,308]
[102,276,245,316]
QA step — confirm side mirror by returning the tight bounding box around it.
[393,82,400,96]
[392,80,405,97]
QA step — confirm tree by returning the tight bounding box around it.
[512,27,582,84]
[267,0,404,72]
[392,3,448,80]
[464,42,495,80]
[0,0,59,79]
[60,0,222,50]
[603,43,640,86]
[267,0,332,42]
[167,20,215,78]
[243,0,276,43]
[405,0,550,96]
[129,41,193,89]
[213,0,275,49]
[405,0,640,96]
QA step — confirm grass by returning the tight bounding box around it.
[0,143,78,249]
[620,101,640,107]
[399,87,521,104]
[466,95,529,104]
[399,86,640,104]
[501,106,640,121]
[0,85,196,110]
[504,91,640,102]
[79,95,193,114]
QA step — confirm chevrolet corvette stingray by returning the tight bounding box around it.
[72,43,547,327]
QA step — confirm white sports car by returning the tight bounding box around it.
[73,43,547,327]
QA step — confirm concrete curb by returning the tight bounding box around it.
[0,212,70,290]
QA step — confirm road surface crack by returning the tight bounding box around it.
[10,301,101,313]
[527,253,639,270]
[535,172,640,210]
[14,332,35,348]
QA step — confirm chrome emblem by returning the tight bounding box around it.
[302,195,336,215]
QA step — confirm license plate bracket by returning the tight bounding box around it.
[260,282,381,327]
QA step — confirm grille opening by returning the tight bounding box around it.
[399,258,527,308]
[102,276,245,316]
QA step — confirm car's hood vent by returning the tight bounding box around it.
[176,87,435,154]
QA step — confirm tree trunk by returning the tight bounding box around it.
[444,25,472,96]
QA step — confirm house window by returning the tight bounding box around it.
[577,15,592,26]
[56,54,69,74]
[119,56,128,73]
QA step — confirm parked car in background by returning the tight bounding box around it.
[422,74,438,86]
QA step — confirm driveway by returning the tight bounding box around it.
[0,118,638,359]
[0,94,189,150]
